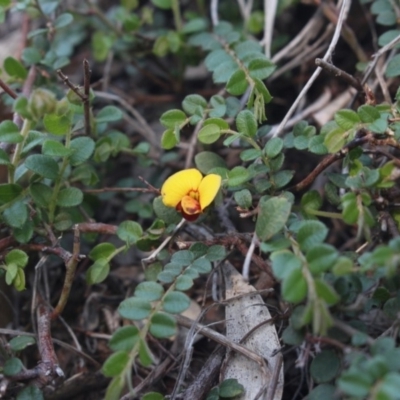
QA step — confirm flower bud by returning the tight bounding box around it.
[28,88,56,120]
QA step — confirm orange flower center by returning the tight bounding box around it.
[180,190,201,215]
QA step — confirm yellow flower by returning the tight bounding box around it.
[161,169,221,221]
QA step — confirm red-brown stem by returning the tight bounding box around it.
[83,186,159,194]
[7,300,63,386]
[0,79,18,99]
[77,222,118,235]
[51,226,81,319]
[291,132,371,192]
[83,59,91,136]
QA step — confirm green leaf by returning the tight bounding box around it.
[282,268,307,303]
[6,263,18,285]
[135,282,164,301]
[89,242,116,261]
[96,106,123,123]
[308,135,328,155]
[25,154,59,180]
[265,137,283,158]
[175,275,194,291]
[142,393,164,400]
[42,140,71,157]
[160,109,187,129]
[13,220,34,244]
[37,0,58,14]
[271,250,302,280]
[109,326,139,352]
[104,376,124,400]
[161,128,179,149]
[203,117,230,130]
[315,279,339,305]
[205,49,233,71]
[306,244,338,274]
[12,267,25,291]
[226,69,248,95]
[191,257,212,274]
[0,120,23,143]
[228,166,250,186]
[282,325,304,346]
[301,190,322,215]
[0,148,10,165]
[86,258,110,284]
[206,245,226,261]
[212,59,238,83]
[118,297,152,320]
[149,312,176,338]
[357,104,380,123]
[171,250,195,266]
[151,0,171,9]
[117,220,142,245]
[219,378,245,397]
[341,192,358,224]
[5,249,28,268]
[293,135,309,150]
[153,197,181,225]
[182,94,207,115]
[260,237,291,253]
[236,110,257,137]
[198,124,221,144]
[240,148,261,161]
[256,197,292,241]
[234,189,252,208]
[3,201,28,228]
[54,13,73,29]
[308,384,336,400]
[195,151,227,174]
[9,336,35,352]
[153,35,169,57]
[209,95,226,117]
[30,183,52,208]
[182,18,208,34]
[4,357,23,376]
[4,57,27,79]
[324,125,346,153]
[297,220,328,252]
[43,114,70,136]
[248,58,275,80]
[102,351,129,377]
[69,137,95,166]
[273,170,294,188]
[386,54,400,77]
[0,184,23,204]
[56,187,84,207]
[92,31,115,62]
[379,30,400,48]
[138,338,153,367]
[163,291,190,314]
[338,370,372,397]
[334,109,361,130]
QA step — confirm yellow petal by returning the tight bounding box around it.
[199,174,221,210]
[161,169,203,208]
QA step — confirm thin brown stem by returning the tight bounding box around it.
[83,59,92,136]
[51,226,83,319]
[77,222,118,235]
[0,78,18,99]
[315,58,363,91]
[83,186,159,194]
[57,69,85,100]
[291,132,371,192]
